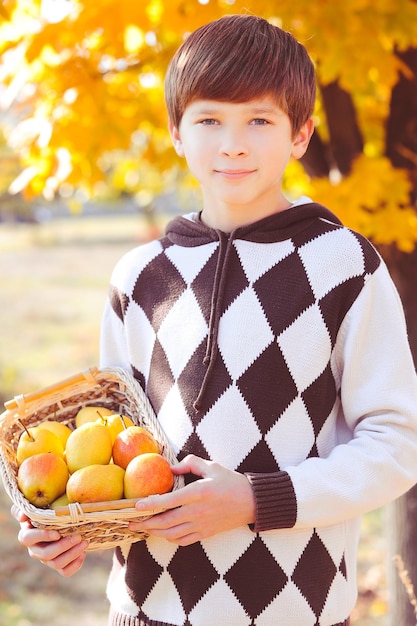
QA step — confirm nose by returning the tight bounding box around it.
[219,128,248,158]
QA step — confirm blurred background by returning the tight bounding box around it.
[0,1,417,624]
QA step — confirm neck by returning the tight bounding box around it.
[200,196,292,232]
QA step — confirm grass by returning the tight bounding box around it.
[0,213,390,625]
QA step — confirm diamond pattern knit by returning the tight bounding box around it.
[101,203,417,626]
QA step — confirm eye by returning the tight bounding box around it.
[198,118,219,126]
[250,118,270,126]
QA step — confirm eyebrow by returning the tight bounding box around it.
[251,107,277,114]
[191,105,279,115]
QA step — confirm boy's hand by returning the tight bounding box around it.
[130,455,256,546]
[11,505,88,577]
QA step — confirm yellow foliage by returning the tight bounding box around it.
[0,0,416,251]
[308,156,417,252]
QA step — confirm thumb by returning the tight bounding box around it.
[11,505,29,523]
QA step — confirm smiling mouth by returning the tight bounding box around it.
[215,169,255,178]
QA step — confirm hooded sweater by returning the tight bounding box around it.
[100,201,417,626]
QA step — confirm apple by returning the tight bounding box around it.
[16,424,64,466]
[112,426,159,470]
[17,452,69,507]
[124,453,174,499]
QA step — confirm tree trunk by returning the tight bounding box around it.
[384,46,417,626]
[302,80,363,177]
[387,485,417,626]
[386,47,417,204]
[384,248,417,626]
[320,81,363,175]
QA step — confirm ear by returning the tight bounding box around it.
[291,117,314,160]
[169,121,185,157]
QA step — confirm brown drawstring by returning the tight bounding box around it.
[193,232,235,412]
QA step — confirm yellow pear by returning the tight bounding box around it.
[99,413,135,444]
[65,422,113,473]
[66,464,125,503]
[17,452,69,507]
[16,425,64,466]
[39,420,72,447]
[75,405,113,428]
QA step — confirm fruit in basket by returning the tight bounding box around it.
[75,405,113,428]
[17,452,69,507]
[112,425,159,470]
[50,493,70,509]
[100,413,135,444]
[65,422,113,473]
[16,424,65,466]
[124,453,174,499]
[66,464,125,503]
[39,420,72,447]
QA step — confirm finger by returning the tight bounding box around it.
[135,520,201,547]
[131,504,186,531]
[37,540,88,576]
[18,526,62,548]
[11,505,29,523]
[58,551,88,577]
[40,541,88,576]
[134,482,193,514]
[26,534,85,561]
[172,454,212,478]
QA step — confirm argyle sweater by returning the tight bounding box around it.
[100,202,417,626]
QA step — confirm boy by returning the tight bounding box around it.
[13,14,417,626]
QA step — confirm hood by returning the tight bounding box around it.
[164,203,343,412]
[165,202,342,247]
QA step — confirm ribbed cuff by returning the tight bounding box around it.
[245,470,297,532]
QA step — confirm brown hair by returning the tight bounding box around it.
[165,14,316,135]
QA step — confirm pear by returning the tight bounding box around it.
[124,453,174,499]
[16,424,64,466]
[39,420,72,447]
[75,405,113,428]
[65,422,113,473]
[50,492,70,509]
[17,452,69,507]
[112,425,159,470]
[100,413,135,444]
[66,464,125,503]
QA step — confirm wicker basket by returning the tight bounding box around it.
[0,366,184,551]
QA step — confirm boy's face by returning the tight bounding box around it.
[169,96,313,227]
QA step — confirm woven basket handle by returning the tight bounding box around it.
[4,367,100,411]
[53,498,166,517]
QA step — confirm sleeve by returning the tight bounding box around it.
[99,239,163,373]
[247,261,417,532]
[99,289,132,374]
